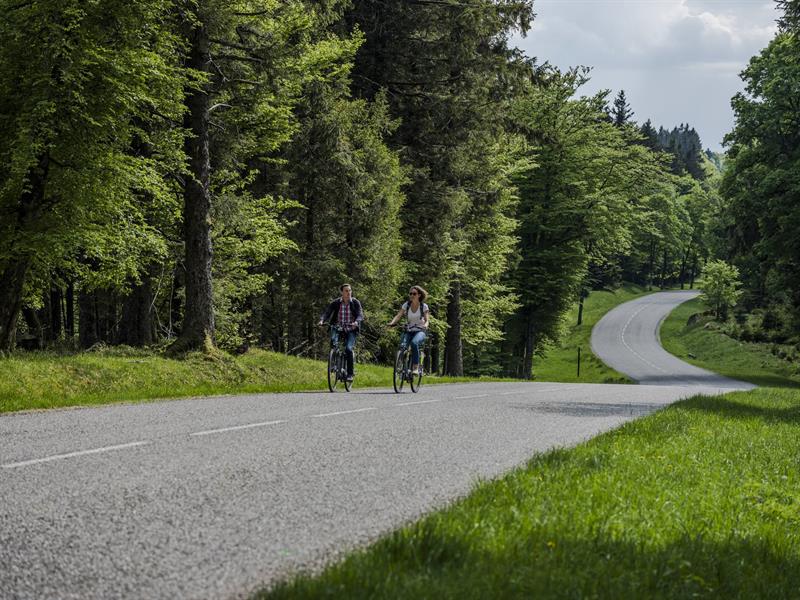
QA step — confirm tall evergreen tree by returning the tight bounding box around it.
[343,0,534,375]
[169,0,355,353]
[611,89,634,127]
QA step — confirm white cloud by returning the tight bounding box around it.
[513,0,780,150]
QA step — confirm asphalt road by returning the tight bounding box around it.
[1,293,749,599]
[591,290,754,389]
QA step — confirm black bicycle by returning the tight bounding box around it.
[326,325,354,392]
[393,326,425,393]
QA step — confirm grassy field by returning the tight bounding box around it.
[261,387,800,599]
[0,348,491,414]
[532,283,651,384]
[660,297,800,389]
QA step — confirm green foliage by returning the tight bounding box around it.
[504,67,668,376]
[701,260,743,319]
[721,24,800,329]
[344,0,534,372]
[0,0,187,291]
[661,297,800,388]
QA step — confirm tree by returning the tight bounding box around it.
[639,119,658,149]
[262,83,407,358]
[701,260,742,320]
[721,22,800,326]
[343,0,534,375]
[0,0,186,352]
[168,0,356,353]
[506,67,665,378]
[611,89,634,127]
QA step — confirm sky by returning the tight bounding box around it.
[511,0,780,151]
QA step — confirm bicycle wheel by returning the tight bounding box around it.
[393,349,406,393]
[327,348,339,392]
[410,357,423,393]
[343,351,352,392]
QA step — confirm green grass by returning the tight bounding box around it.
[0,348,496,414]
[261,387,800,599]
[660,297,800,389]
[533,283,651,383]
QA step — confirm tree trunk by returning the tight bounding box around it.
[444,280,463,376]
[78,289,100,349]
[660,248,668,289]
[647,238,656,290]
[119,274,155,346]
[65,281,75,342]
[0,154,49,352]
[678,245,690,290]
[689,253,698,289]
[0,260,31,352]
[522,309,535,380]
[48,284,63,342]
[430,331,440,376]
[172,18,215,353]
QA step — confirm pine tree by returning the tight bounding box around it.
[611,90,634,127]
[343,0,534,375]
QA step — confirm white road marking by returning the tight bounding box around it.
[620,303,668,373]
[312,407,377,418]
[190,420,286,436]
[396,399,443,406]
[2,441,150,469]
[498,387,576,396]
[455,394,489,399]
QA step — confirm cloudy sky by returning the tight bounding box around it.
[512,0,780,151]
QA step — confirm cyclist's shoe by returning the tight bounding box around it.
[346,374,354,382]
[411,367,419,375]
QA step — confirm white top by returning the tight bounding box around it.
[402,301,428,330]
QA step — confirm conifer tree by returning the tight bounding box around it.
[611,89,634,127]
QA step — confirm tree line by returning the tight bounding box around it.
[716,0,800,345]
[0,0,725,377]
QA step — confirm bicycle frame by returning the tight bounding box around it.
[393,327,426,393]
[327,325,354,392]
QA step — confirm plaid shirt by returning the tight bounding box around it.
[338,301,352,330]
[320,297,363,330]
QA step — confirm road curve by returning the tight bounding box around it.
[591,290,754,389]
[2,379,734,599]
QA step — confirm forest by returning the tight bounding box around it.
[0,0,798,378]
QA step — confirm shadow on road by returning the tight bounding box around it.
[511,401,665,418]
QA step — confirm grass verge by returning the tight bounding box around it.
[660,297,800,389]
[0,348,497,414]
[261,387,800,599]
[533,283,650,384]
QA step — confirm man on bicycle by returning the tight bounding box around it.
[318,283,364,382]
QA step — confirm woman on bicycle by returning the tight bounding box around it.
[388,285,429,375]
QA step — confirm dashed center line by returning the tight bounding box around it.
[5,387,565,469]
[190,420,286,436]
[620,303,668,373]
[312,407,377,418]
[2,441,150,469]
[396,399,443,406]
